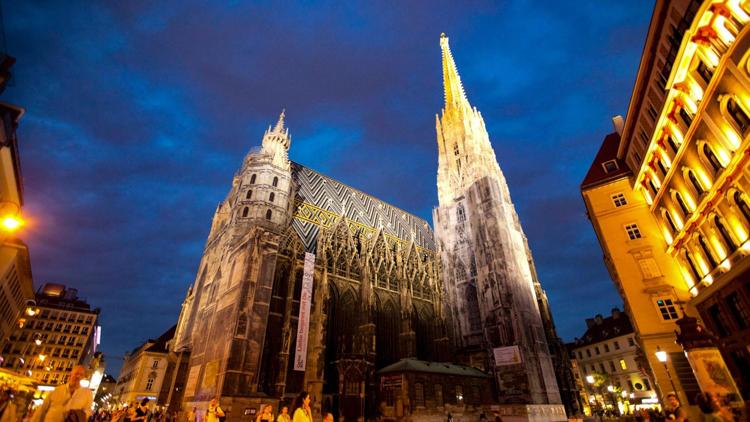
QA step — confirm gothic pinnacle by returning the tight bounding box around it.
[273,108,286,133]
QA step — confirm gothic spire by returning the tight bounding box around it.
[440,33,469,109]
[273,109,286,133]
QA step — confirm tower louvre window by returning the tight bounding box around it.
[269,192,275,203]
[265,209,272,220]
[242,207,249,218]
[272,176,279,187]
[250,174,257,184]
[246,190,252,199]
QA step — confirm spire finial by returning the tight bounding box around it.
[439,33,468,108]
[273,108,286,133]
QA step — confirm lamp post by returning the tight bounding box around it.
[655,346,678,398]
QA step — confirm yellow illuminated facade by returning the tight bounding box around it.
[583,0,750,410]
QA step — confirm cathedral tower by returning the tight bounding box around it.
[432,34,564,412]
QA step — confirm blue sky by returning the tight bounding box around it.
[3,1,654,375]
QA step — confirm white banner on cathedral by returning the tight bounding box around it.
[293,252,315,371]
[493,345,522,366]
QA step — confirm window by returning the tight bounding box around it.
[625,224,642,240]
[614,341,620,350]
[269,192,275,203]
[627,337,635,347]
[703,143,724,173]
[687,170,705,196]
[595,346,600,355]
[674,191,690,216]
[708,304,730,336]
[619,359,628,370]
[727,97,750,136]
[715,215,737,252]
[152,360,158,369]
[639,129,650,147]
[456,204,466,223]
[656,298,680,321]
[609,361,616,372]
[146,378,154,391]
[667,135,679,154]
[250,174,256,184]
[265,209,272,220]
[272,176,279,187]
[663,210,678,234]
[726,293,750,329]
[434,384,443,406]
[242,207,249,218]
[344,381,359,396]
[734,191,750,223]
[599,363,606,373]
[638,258,662,279]
[414,383,424,407]
[604,344,610,353]
[695,60,713,84]
[586,349,591,358]
[577,351,583,360]
[455,385,463,402]
[679,107,693,128]
[698,235,717,269]
[611,193,627,207]
[602,160,619,173]
[647,105,658,122]
[246,190,252,199]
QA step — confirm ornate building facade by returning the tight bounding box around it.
[172,35,566,422]
[582,0,750,417]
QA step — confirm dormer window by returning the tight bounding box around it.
[602,160,619,173]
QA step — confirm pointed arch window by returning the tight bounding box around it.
[674,191,691,217]
[265,209,272,220]
[272,176,279,187]
[715,215,737,252]
[242,207,249,218]
[269,192,275,203]
[246,190,253,199]
[698,234,718,269]
[734,191,750,223]
[687,170,705,196]
[250,174,257,184]
[703,144,723,173]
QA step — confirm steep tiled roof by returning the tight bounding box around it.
[581,132,631,189]
[376,358,490,378]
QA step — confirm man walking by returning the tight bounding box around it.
[32,365,93,422]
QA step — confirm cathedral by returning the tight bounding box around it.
[171,34,569,422]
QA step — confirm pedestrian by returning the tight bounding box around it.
[32,365,93,422]
[133,399,150,422]
[256,405,273,422]
[275,406,290,422]
[205,399,224,422]
[696,392,733,422]
[0,389,17,422]
[291,392,311,422]
[663,393,687,421]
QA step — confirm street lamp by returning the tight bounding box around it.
[655,346,678,396]
[586,375,595,384]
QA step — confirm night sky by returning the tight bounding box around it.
[3,1,654,375]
